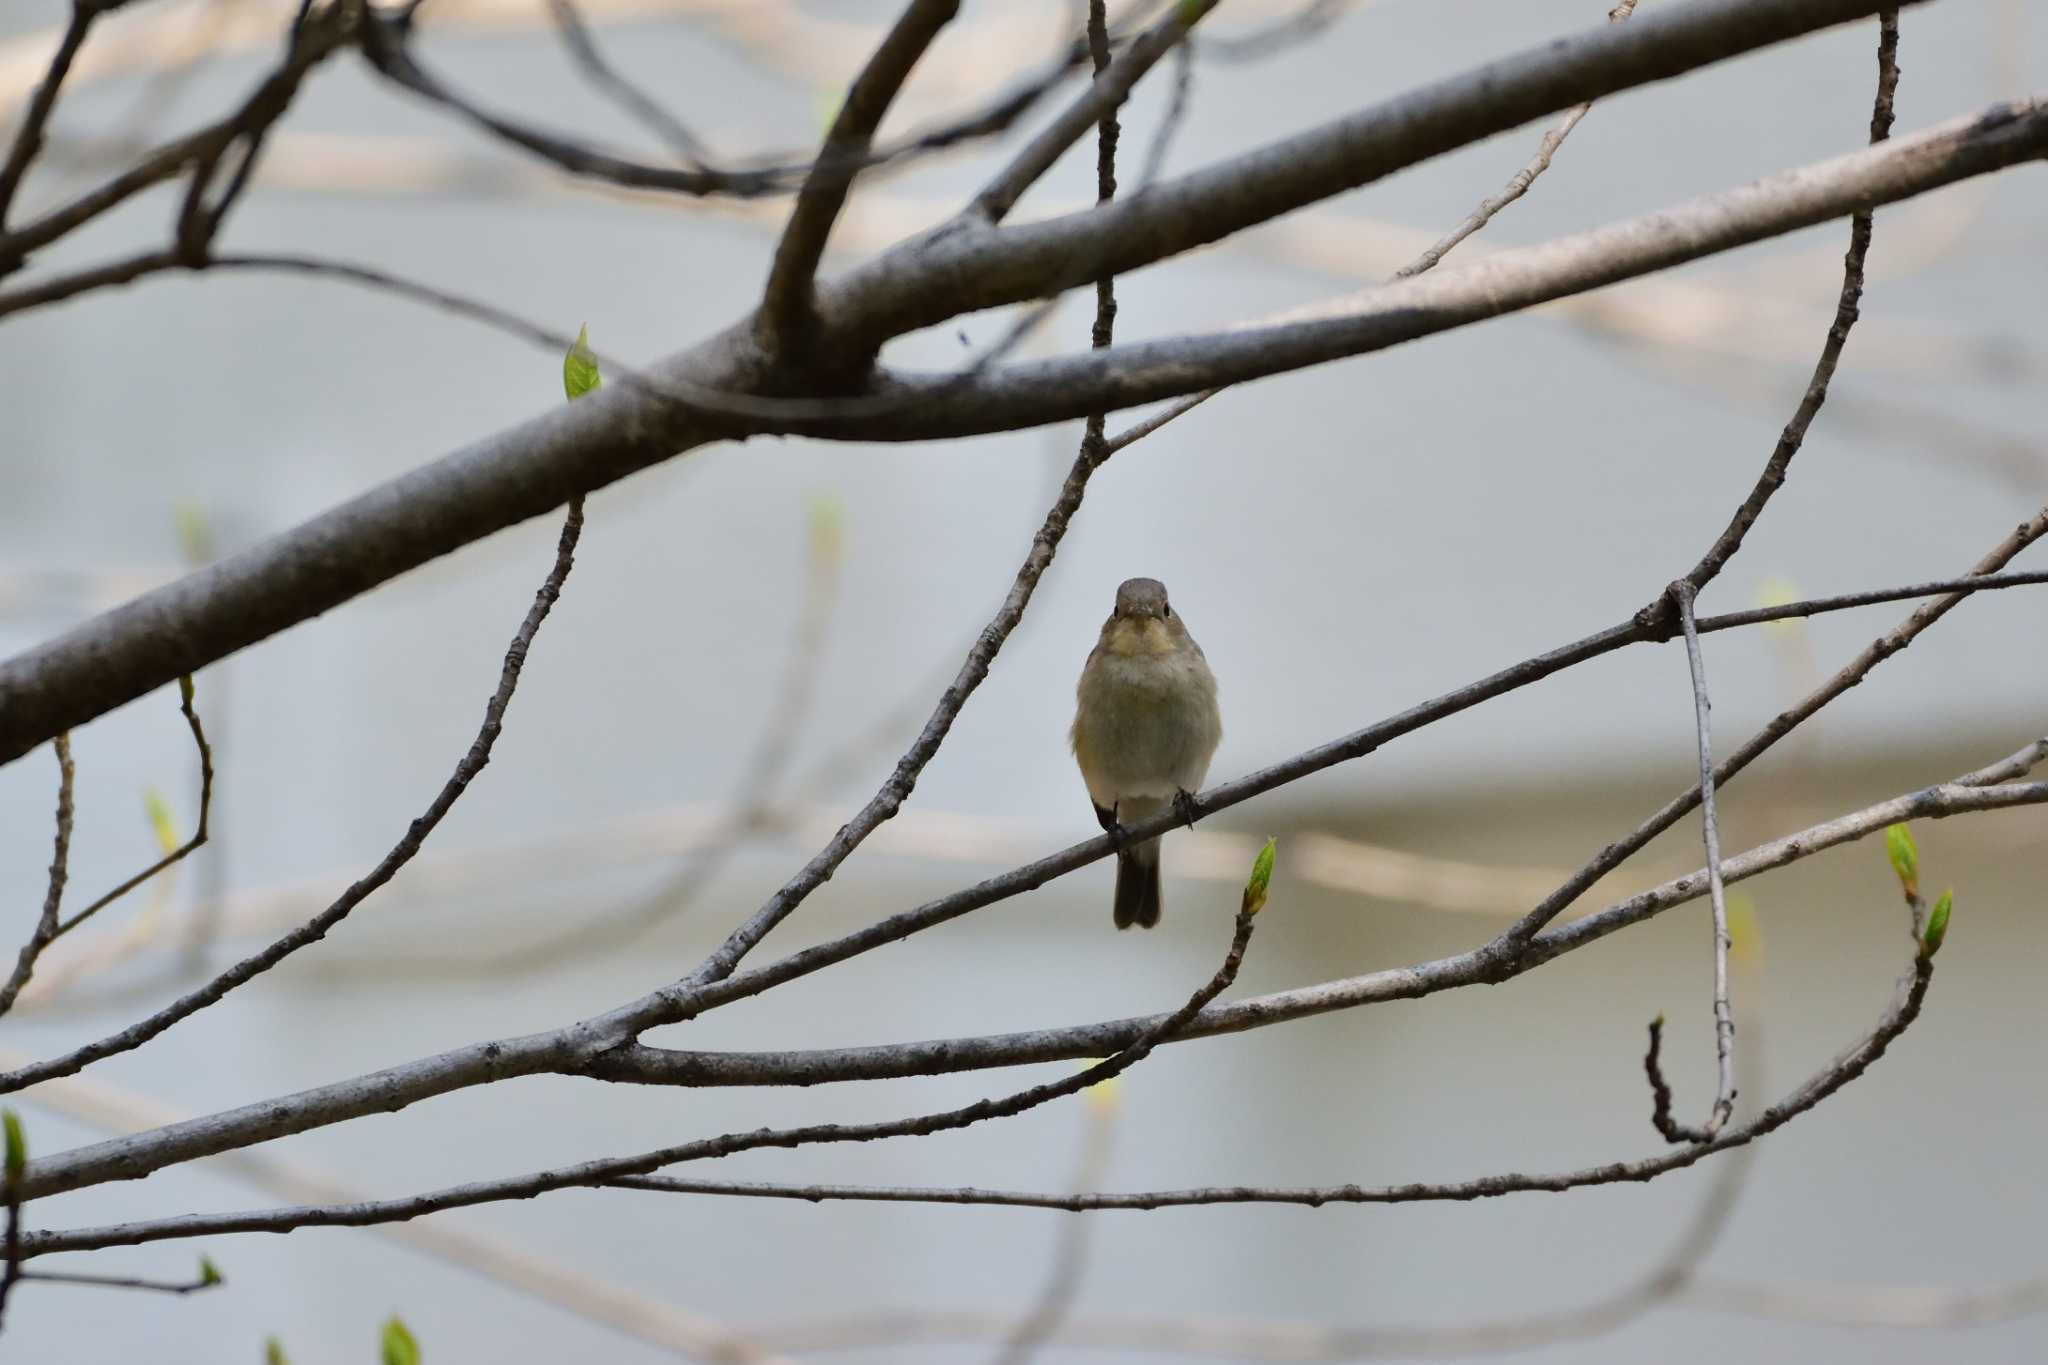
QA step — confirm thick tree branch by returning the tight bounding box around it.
[758,0,959,347]
[819,99,2048,440]
[0,0,1950,765]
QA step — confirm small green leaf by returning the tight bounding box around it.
[807,492,845,570]
[1176,0,1205,25]
[174,501,216,565]
[144,787,180,856]
[198,1254,223,1287]
[2,1109,25,1184]
[813,83,846,135]
[1727,892,1762,967]
[178,673,196,709]
[264,1337,290,1365]
[381,1315,420,1365]
[1241,837,1277,916]
[562,325,602,401]
[1883,824,1918,899]
[1921,888,1952,958]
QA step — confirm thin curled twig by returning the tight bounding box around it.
[0,503,586,1096]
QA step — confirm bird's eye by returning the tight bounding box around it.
[1163,605,1173,618]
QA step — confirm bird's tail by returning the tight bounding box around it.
[1113,839,1162,930]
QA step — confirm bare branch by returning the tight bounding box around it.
[970,0,1216,224]
[0,2,350,270]
[669,6,1132,991]
[0,503,584,1096]
[13,550,2043,1202]
[1500,504,2048,947]
[1396,0,1642,279]
[0,0,98,231]
[1654,580,1737,1142]
[22,901,1265,1250]
[1109,0,1635,461]
[52,676,212,940]
[1670,7,1902,602]
[0,0,1978,761]
[545,0,712,165]
[0,735,73,1017]
[14,1264,221,1296]
[592,763,2045,1092]
[24,906,1946,1253]
[759,0,959,347]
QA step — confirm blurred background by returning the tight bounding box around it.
[1,0,2045,1360]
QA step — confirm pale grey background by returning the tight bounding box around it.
[1,0,2044,1361]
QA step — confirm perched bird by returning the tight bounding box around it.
[1070,577,1223,929]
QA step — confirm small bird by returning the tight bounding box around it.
[1070,577,1223,929]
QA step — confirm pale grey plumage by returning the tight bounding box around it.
[1070,577,1223,928]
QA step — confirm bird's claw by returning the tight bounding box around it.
[1173,788,1201,830]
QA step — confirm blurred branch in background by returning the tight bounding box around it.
[0,1048,792,1363]
[3,0,2047,1355]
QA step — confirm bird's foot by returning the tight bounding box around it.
[1094,802,1131,851]
[1173,788,1201,830]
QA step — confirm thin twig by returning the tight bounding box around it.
[16,1266,220,1295]
[1107,0,1640,454]
[23,903,1264,1250]
[0,503,585,1096]
[0,0,98,233]
[27,907,1954,1254]
[662,0,1131,997]
[970,0,1217,223]
[1499,505,2048,947]
[1655,580,1736,1142]
[0,735,74,1017]
[545,0,713,165]
[358,1,1111,204]
[1397,0,1643,278]
[587,755,2044,1092]
[16,614,2047,1194]
[1662,7,1903,612]
[52,677,212,939]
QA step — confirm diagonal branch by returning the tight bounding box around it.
[969,0,1217,223]
[670,6,1130,993]
[10,545,2044,1201]
[758,0,960,348]
[1497,504,2048,947]
[0,0,99,232]
[21,899,1266,1252]
[23,906,1941,1254]
[0,503,585,1096]
[0,735,73,1018]
[1663,7,1902,610]
[52,676,212,942]
[590,762,2045,1092]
